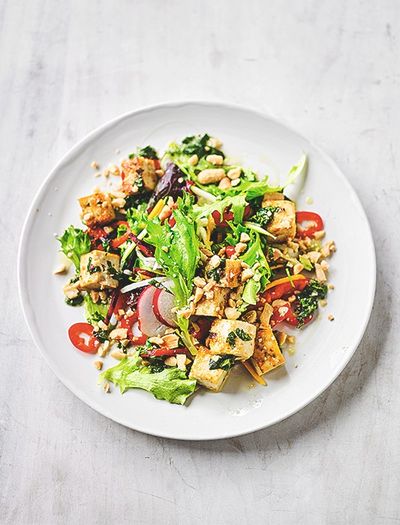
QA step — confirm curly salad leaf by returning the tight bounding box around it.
[145,196,200,351]
[100,353,196,405]
[57,226,90,270]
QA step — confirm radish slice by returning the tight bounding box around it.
[153,288,177,328]
[137,286,168,336]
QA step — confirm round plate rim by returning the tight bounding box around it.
[17,100,376,440]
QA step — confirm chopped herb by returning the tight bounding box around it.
[93,329,109,342]
[227,328,252,347]
[235,328,252,341]
[101,238,111,252]
[148,357,167,373]
[226,331,237,348]
[106,261,125,282]
[209,354,236,371]
[251,206,280,227]
[295,280,328,326]
[86,257,101,274]
[65,295,84,306]
[180,134,223,158]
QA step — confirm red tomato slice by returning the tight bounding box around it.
[68,323,99,354]
[226,245,236,257]
[296,211,324,238]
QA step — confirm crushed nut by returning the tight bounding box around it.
[206,154,224,165]
[328,314,335,321]
[162,333,180,348]
[103,382,111,393]
[53,264,67,275]
[97,340,110,357]
[241,268,255,282]
[188,154,199,166]
[218,177,232,190]
[203,279,216,292]
[197,169,225,185]
[109,328,128,340]
[93,360,103,370]
[275,331,287,346]
[225,307,241,320]
[208,254,221,269]
[240,232,251,243]
[287,335,296,345]
[208,137,223,149]
[293,262,304,275]
[193,276,207,288]
[176,354,187,371]
[319,299,327,307]
[328,283,335,290]
[110,350,126,360]
[231,179,241,187]
[226,167,241,180]
[148,336,165,346]
[314,230,326,240]
[235,243,247,255]
[164,356,177,367]
[90,161,99,170]
[193,287,204,304]
[112,197,126,209]
[315,263,327,282]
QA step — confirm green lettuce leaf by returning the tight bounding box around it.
[145,196,200,351]
[100,355,196,405]
[192,194,247,224]
[57,226,91,270]
[240,231,271,305]
[84,295,109,324]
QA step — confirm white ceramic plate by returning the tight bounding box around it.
[18,102,375,440]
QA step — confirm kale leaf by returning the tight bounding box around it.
[295,280,328,325]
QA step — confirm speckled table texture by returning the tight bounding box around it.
[1,1,399,524]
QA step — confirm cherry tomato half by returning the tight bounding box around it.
[68,323,99,354]
[296,211,324,238]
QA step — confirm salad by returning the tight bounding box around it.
[56,134,336,405]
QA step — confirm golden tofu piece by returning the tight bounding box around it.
[217,259,242,288]
[79,192,116,228]
[79,250,120,290]
[194,288,229,317]
[251,326,285,375]
[189,348,230,392]
[262,198,296,242]
[121,157,158,194]
[207,319,256,360]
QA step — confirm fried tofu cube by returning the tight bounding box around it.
[262,198,296,242]
[79,192,116,228]
[121,157,158,194]
[189,348,230,392]
[251,326,285,375]
[79,250,120,290]
[194,288,229,317]
[218,259,242,288]
[207,319,256,360]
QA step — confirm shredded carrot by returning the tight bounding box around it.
[242,361,266,386]
[148,199,165,220]
[264,274,306,291]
